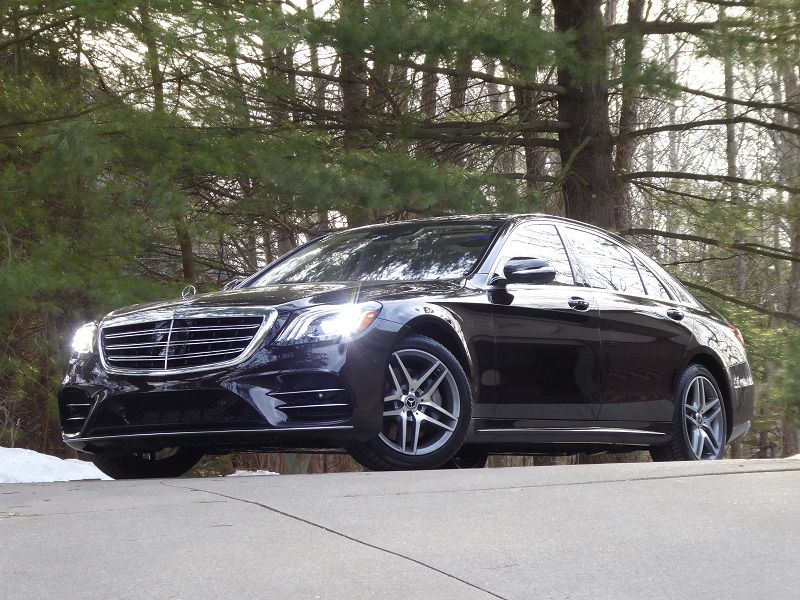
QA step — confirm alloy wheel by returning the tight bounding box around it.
[682,375,725,459]
[379,348,460,456]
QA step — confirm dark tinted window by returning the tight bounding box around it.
[636,258,671,300]
[567,228,645,294]
[250,223,499,284]
[498,223,574,285]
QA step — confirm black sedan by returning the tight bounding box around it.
[60,215,754,478]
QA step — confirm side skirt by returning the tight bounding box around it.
[467,418,671,450]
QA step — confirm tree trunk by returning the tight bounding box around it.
[339,0,369,226]
[553,0,615,228]
[368,58,391,115]
[448,54,470,113]
[12,2,22,75]
[307,0,327,110]
[340,0,368,149]
[782,66,800,315]
[486,60,515,173]
[514,85,548,191]
[139,0,195,282]
[276,226,296,255]
[663,34,679,264]
[611,0,645,229]
[420,54,439,120]
[603,0,618,26]
[779,64,800,455]
[721,7,747,297]
[138,1,164,113]
[510,1,546,193]
[782,420,800,457]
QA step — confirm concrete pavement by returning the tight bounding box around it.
[2,459,799,599]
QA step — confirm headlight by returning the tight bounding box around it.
[276,302,382,344]
[71,322,97,354]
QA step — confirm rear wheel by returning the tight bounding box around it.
[90,447,203,479]
[349,335,471,471]
[651,364,727,462]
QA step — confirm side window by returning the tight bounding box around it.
[635,258,672,300]
[498,223,574,285]
[641,257,700,307]
[566,228,645,295]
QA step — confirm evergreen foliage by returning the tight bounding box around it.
[2,0,800,460]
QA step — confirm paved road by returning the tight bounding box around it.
[1,460,799,600]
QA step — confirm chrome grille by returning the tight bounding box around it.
[100,310,273,373]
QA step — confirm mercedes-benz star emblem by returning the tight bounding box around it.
[181,284,197,301]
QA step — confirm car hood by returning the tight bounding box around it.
[104,280,465,319]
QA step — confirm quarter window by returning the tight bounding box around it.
[566,229,645,294]
[640,257,700,307]
[497,223,574,285]
[635,258,672,300]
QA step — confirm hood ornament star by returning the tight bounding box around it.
[181,284,197,302]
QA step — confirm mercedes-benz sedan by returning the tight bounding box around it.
[60,215,754,478]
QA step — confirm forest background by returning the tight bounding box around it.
[3,0,800,473]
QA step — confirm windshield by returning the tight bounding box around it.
[249,223,500,285]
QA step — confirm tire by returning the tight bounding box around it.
[349,334,472,471]
[441,448,488,469]
[90,447,204,479]
[650,364,727,462]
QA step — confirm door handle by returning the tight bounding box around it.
[667,308,685,321]
[568,297,591,311]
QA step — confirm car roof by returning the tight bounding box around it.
[343,215,511,230]
[345,214,624,240]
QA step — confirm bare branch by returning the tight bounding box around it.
[675,84,800,117]
[619,227,800,264]
[609,20,718,37]
[681,280,800,324]
[622,171,800,195]
[390,58,567,95]
[620,116,800,139]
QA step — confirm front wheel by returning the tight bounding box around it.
[90,447,204,479]
[651,364,727,462]
[349,335,472,471]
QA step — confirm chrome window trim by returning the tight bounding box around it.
[98,306,278,376]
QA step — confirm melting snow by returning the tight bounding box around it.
[228,469,278,477]
[0,446,110,483]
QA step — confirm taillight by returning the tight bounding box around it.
[730,324,745,348]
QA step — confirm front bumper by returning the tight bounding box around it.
[59,319,401,454]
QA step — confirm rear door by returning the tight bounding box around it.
[489,222,603,421]
[562,226,692,424]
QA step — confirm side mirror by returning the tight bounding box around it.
[503,257,556,285]
[223,278,243,291]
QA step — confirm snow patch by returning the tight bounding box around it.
[786,454,800,460]
[228,469,278,477]
[0,446,110,483]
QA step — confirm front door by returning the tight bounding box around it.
[489,222,603,421]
